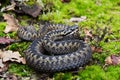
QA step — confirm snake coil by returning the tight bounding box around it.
[17,23,92,73]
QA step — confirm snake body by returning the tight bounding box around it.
[17,23,92,73]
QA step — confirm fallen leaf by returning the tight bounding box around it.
[0,72,18,80]
[0,59,4,68]
[20,4,42,17]
[0,59,9,72]
[0,50,26,64]
[5,73,18,80]
[70,16,86,22]
[105,55,120,65]
[91,46,102,53]
[20,57,26,64]
[0,37,14,44]
[83,28,93,42]
[3,13,19,33]
[84,28,93,38]
[1,1,16,12]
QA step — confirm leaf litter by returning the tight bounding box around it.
[0,1,117,79]
[0,50,26,64]
[3,13,19,33]
[1,13,113,79]
[0,50,26,72]
[105,55,120,65]
[1,0,16,12]
[0,37,14,44]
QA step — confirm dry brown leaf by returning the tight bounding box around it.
[0,59,9,72]
[0,50,26,64]
[105,55,120,65]
[0,37,14,44]
[1,1,16,12]
[20,4,42,17]
[3,13,19,33]
[0,59,4,68]
[0,50,3,56]
[0,72,18,79]
[105,56,112,65]
[20,57,26,64]
[83,28,93,42]
[91,46,102,53]
[84,28,93,38]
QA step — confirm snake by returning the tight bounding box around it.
[17,23,92,73]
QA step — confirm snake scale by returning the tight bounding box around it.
[17,23,92,73]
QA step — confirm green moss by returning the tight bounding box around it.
[93,41,120,63]
[79,65,106,80]
[54,73,72,80]
[54,65,120,80]
[0,0,120,79]
[40,0,114,22]
[78,65,120,80]
[0,22,17,38]
[105,65,120,80]
[9,63,32,77]
[102,41,120,54]
[49,0,120,79]
[0,22,6,29]
[0,22,6,37]
[8,42,30,54]
[26,0,36,6]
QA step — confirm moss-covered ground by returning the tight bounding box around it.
[0,0,120,80]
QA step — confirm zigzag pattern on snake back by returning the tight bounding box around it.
[17,23,92,73]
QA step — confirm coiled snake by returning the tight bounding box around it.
[17,23,92,73]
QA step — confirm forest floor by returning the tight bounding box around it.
[0,0,120,80]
